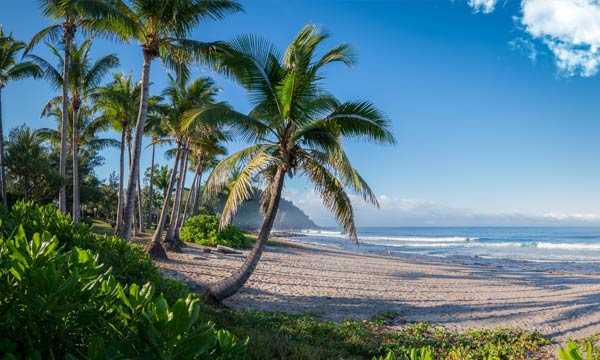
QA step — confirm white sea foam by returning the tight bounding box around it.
[536,242,600,251]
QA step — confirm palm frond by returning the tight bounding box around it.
[299,151,358,243]
[220,151,275,228]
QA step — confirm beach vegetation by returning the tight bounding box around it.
[180,214,252,249]
[0,204,246,359]
[559,339,598,360]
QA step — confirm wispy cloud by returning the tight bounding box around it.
[520,0,600,77]
[468,0,499,13]
[469,0,600,77]
[284,188,600,227]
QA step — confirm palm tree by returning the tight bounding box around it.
[30,41,118,221]
[112,0,243,245]
[28,0,127,214]
[95,72,139,233]
[185,25,396,302]
[181,128,228,223]
[148,75,229,255]
[0,27,42,205]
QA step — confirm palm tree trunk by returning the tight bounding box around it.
[127,141,139,237]
[0,87,7,206]
[115,128,126,233]
[137,166,144,232]
[165,145,187,248]
[146,149,180,259]
[59,26,74,214]
[71,103,80,222]
[205,167,285,302]
[173,147,189,232]
[192,155,204,216]
[182,158,202,225]
[120,53,152,241]
[147,140,156,228]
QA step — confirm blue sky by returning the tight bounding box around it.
[3,0,600,226]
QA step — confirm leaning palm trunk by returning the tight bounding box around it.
[164,145,187,250]
[137,167,144,232]
[147,140,156,228]
[205,168,285,302]
[58,26,74,214]
[0,88,7,206]
[192,159,204,216]
[147,149,180,259]
[180,161,200,226]
[71,101,80,222]
[120,54,151,240]
[115,128,126,233]
[172,147,189,233]
[127,143,139,237]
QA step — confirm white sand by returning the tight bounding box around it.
[155,240,600,340]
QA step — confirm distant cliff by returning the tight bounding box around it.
[220,197,319,230]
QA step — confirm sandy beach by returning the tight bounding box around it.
[156,240,600,341]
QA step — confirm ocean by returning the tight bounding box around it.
[282,227,600,273]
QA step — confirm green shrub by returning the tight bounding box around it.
[559,340,596,360]
[0,223,247,359]
[0,202,188,304]
[180,215,252,248]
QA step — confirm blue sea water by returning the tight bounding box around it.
[283,227,600,273]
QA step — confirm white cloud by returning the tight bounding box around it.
[283,188,600,227]
[468,0,499,13]
[469,0,600,76]
[520,0,600,76]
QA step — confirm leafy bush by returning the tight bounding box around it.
[0,222,247,359]
[180,215,252,248]
[0,202,188,304]
[559,340,596,360]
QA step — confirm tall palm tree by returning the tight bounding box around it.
[182,128,228,223]
[148,75,229,255]
[30,41,118,221]
[28,0,127,213]
[112,0,243,245]
[185,25,396,302]
[0,27,42,205]
[95,72,139,233]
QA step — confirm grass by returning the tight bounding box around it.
[198,308,553,359]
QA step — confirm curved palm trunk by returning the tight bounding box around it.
[120,53,152,241]
[206,168,285,302]
[71,103,80,222]
[165,145,187,249]
[59,25,74,214]
[115,128,126,233]
[147,140,156,228]
[0,87,7,206]
[147,149,180,259]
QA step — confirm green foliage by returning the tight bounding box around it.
[180,215,252,248]
[0,225,247,359]
[0,202,188,304]
[373,348,433,360]
[559,340,597,360]
[198,308,551,360]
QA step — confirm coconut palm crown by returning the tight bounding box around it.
[185,25,396,301]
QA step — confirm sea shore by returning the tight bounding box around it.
[155,239,600,341]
